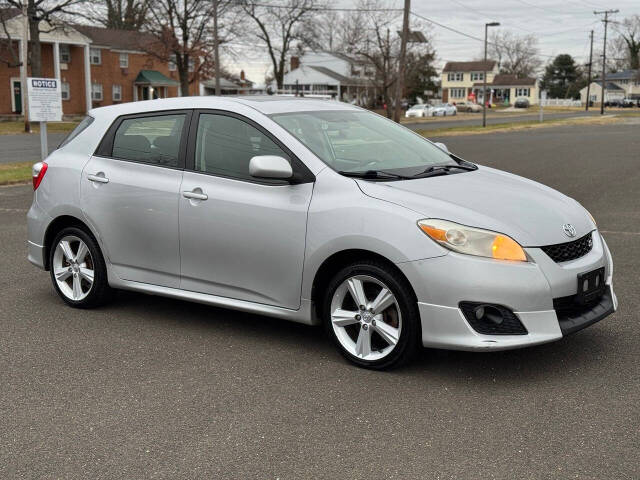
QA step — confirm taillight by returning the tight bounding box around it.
[32,162,48,190]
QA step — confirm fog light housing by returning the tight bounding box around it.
[460,302,527,335]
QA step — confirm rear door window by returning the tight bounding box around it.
[112,114,185,167]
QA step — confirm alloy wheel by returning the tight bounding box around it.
[330,275,402,361]
[52,235,94,301]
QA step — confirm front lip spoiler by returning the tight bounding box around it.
[558,286,615,336]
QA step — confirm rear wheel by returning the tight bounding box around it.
[323,261,420,369]
[49,227,113,308]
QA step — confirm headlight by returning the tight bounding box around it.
[586,210,597,227]
[418,219,528,262]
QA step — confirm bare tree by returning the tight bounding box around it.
[612,15,640,70]
[146,0,213,96]
[487,31,542,77]
[241,0,320,90]
[2,0,87,76]
[303,8,368,55]
[0,6,21,67]
[350,0,433,118]
[87,0,150,30]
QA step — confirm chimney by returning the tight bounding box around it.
[290,56,300,71]
[240,70,245,81]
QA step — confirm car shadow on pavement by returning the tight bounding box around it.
[104,289,617,384]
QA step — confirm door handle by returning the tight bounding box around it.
[87,173,109,184]
[182,190,208,201]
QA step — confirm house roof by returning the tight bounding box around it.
[491,74,536,86]
[602,69,639,81]
[0,7,21,22]
[74,25,157,51]
[308,65,351,83]
[594,81,624,90]
[443,60,496,72]
[134,70,179,86]
[201,77,243,90]
[328,51,368,65]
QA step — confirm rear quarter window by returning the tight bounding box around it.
[58,116,94,149]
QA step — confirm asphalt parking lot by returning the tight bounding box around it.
[1,122,639,478]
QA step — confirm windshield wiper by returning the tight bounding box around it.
[338,169,411,180]
[412,163,477,178]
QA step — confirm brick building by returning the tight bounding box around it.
[0,8,201,117]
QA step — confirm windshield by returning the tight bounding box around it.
[409,105,424,110]
[270,110,456,175]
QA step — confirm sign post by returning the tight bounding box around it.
[26,78,63,160]
[540,90,547,123]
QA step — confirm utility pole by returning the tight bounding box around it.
[21,0,30,133]
[482,22,500,127]
[585,30,593,111]
[594,9,619,115]
[213,0,221,96]
[393,0,410,123]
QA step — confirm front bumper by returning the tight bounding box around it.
[398,231,617,351]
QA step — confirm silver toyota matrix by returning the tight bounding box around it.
[27,97,617,369]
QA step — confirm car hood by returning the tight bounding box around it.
[356,166,593,246]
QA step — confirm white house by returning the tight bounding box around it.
[279,51,376,105]
[579,81,625,105]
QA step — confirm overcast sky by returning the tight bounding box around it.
[226,0,639,86]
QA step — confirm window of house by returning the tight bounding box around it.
[450,88,466,98]
[119,53,128,68]
[471,72,484,81]
[188,57,195,72]
[91,83,103,101]
[61,82,70,101]
[516,88,530,97]
[59,44,71,63]
[447,72,463,82]
[90,48,101,65]
[112,84,122,101]
[194,113,290,182]
[169,54,177,71]
[112,114,186,167]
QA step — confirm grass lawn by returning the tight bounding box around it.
[0,121,78,135]
[418,114,623,137]
[0,161,32,186]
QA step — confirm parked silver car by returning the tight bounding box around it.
[405,104,433,118]
[431,103,457,116]
[27,97,617,369]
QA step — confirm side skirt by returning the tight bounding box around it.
[109,276,317,325]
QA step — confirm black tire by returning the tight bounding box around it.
[322,260,421,370]
[49,226,113,308]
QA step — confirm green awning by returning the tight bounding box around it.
[134,70,179,87]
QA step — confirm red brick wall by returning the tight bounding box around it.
[89,49,200,109]
[1,41,201,115]
[0,40,21,114]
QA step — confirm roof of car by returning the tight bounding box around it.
[89,96,359,118]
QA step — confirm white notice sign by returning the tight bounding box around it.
[27,77,62,122]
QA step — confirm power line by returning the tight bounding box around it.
[410,10,561,59]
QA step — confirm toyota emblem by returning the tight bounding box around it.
[563,223,577,238]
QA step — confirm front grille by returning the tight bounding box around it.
[541,232,593,263]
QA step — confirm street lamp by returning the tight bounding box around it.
[483,22,500,127]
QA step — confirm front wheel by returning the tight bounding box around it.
[323,261,421,369]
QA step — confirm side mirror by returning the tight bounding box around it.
[434,142,449,153]
[249,155,293,180]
